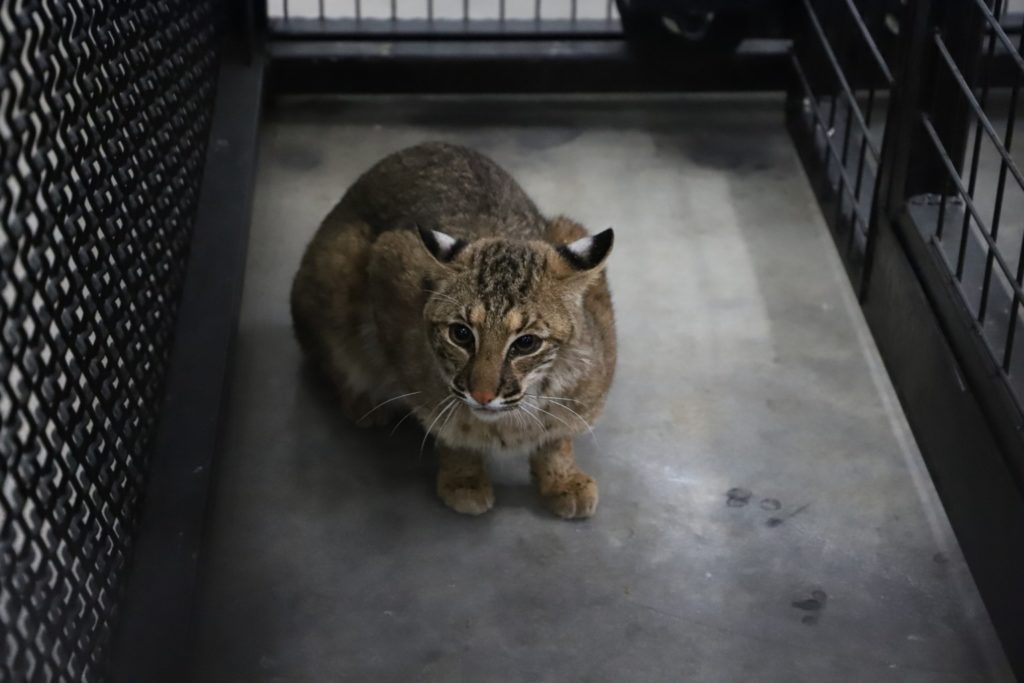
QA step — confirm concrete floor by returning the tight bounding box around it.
[190,96,1013,682]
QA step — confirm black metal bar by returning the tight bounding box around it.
[974,0,1024,73]
[1010,228,1024,372]
[931,33,1024,285]
[918,0,986,197]
[977,119,1015,327]
[919,115,1024,305]
[108,39,263,683]
[955,30,998,284]
[790,52,874,228]
[789,60,873,265]
[265,17,622,39]
[799,0,882,160]
[264,39,791,94]
[840,0,894,84]
[1000,29,1024,372]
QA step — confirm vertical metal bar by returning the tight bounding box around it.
[499,0,505,24]
[428,0,434,23]
[916,0,986,197]
[318,0,324,20]
[852,85,876,203]
[821,0,845,136]
[571,0,578,24]
[253,0,269,32]
[239,0,266,62]
[956,11,999,281]
[392,0,397,22]
[535,0,542,25]
[838,43,858,174]
[936,172,950,241]
[1001,29,1024,371]
[978,82,1018,323]
[463,0,468,23]
[355,0,361,24]
[283,0,289,21]
[859,0,933,298]
[607,0,613,24]
[1008,242,1024,372]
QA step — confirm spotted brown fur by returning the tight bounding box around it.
[291,142,616,518]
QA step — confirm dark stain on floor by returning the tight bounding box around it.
[792,589,828,625]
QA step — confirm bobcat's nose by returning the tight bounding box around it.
[470,389,497,405]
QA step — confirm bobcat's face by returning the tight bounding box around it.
[420,228,612,422]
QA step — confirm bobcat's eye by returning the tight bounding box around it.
[511,334,541,355]
[448,323,474,348]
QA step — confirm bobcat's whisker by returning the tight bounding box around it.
[544,400,597,443]
[390,403,423,437]
[420,397,458,457]
[411,395,449,440]
[358,391,423,424]
[438,399,461,436]
[528,393,589,406]
[517,404,546,430]
[422,289,461,306]
[524,398,573,431]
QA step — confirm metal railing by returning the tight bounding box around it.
[787,0,897,292]
[788,0,1024,675]
[265,0,621,38]
[908,0,1024,399]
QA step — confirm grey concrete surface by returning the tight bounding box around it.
[190,96,1013,682]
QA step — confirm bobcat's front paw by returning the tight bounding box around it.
[540,472,599,520]
[437,474,495,516]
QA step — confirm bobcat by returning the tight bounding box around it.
[290,142,616,518]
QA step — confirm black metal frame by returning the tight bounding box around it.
[260,0,793,94]
[107,20,263,683]
[789,0,1024,676]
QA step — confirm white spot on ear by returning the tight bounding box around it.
[565,234,592,258]
[433,230,459,256]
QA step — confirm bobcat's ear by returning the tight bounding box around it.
[418,225,467,265]
[552,228,614,277]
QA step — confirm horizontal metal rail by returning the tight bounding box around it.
[919,115,1024,324]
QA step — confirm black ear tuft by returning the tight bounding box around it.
[556,228,614,272]
[418,225,467,264]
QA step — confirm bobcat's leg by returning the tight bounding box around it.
[530,439,598,519]
[436,445,494,516]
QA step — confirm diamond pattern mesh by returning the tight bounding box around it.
[0,1,219,680]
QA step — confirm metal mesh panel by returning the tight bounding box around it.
[0,1,219,681]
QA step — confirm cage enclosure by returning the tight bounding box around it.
[2,1,1023,682]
